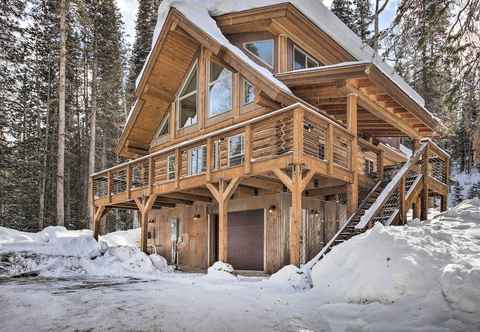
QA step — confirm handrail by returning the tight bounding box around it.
[304,179,382,270]
[356,141,429,229]
[91,102,350,178]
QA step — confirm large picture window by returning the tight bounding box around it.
[228,134,245,167]
[208,61,233,117]
[244,40,274,67]
[188,145,206,176]
[177,61,198,128]
[293,46,319,70]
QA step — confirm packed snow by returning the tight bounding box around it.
[1,199,480,331]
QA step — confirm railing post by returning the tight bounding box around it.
[327,123,334,174]
[399,177,406,225]
[293,108,304,165]
[244,125,252,174]
[148,156,154,194]
[206,137,213,182]
[421,145,429,220]
[107,171,112,203]
[175,148,181,188]
[126,165,131,199]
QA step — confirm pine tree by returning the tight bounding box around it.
[353,0,372,43]
[467,183,480,199]
[453,181,464,205]
[126,0,161,106]
[331,0,356,33]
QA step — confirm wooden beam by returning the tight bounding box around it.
[346,93,358,215]
[92,205,107,240]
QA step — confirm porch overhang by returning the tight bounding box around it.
[276,62,446,139]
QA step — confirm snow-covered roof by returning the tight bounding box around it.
[137,0,426,109]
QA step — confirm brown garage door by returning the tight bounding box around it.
[228,209,264,271]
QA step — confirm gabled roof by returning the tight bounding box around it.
[120,0,443,157]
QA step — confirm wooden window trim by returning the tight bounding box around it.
[176,59,199,130]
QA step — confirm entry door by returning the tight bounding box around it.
[227,209,264,271]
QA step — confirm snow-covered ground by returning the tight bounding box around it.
[1,199,480,331]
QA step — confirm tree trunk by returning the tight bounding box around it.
[57,0,68,226]
[88,55,98,227]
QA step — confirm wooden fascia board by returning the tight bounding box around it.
[367,67,441,134]
[214,3,289,28]
[276,64,369,87]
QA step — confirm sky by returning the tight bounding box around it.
[115,0,398,47]
[116,0,139,46]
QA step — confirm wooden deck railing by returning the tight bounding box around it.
[91,104,355,203]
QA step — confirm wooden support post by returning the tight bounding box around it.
[399,177,406,225]
[327,123,334,174]
[244,125,252,174]
[441,195,448,212]
[421,147,429,221]
[233,73,241,120]
[277,34,289,73]
[93,205,106,240]
[148,156,154,194]
[377,150,384,180]
[198,47,207,130]
[134,194,158,253]
[346,93,358,215]
[272,167,315,266]
[293,108,304,165]
[206,177,241,263]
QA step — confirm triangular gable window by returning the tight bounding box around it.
[177,60,198,129]
[156,112,170,138]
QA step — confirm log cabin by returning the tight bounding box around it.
[90,1,450,274]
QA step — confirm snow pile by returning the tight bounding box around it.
[206,261,237,280]
[150,254,170,272]
[267,265,311,291]
[100,228,140,248]
[311,199,480,316]
[0,226,100,258]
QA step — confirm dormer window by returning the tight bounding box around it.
[244,40,274,68]
[293,46,319,70]
[208,61,233,117]
[177,60,198,129]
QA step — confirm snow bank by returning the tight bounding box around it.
[311,199,480,316]
[100,228,140,248]
[267,265,311,291]
[0,226,100,258]
[206,261,237,280]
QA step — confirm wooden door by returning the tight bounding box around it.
[227,209,264,271]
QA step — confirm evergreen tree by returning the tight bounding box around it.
[353,0,372,43]
[467,183,480,199]
[453,181,464,205]
[331,0,356,33]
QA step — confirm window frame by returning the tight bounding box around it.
[177,59,199,129]
[243,39,274,69]
[155,112,170,138]
[207,60,233,119]
[188,145,207,176]
[167,154,176,180]
[293,45,319,71]
[241,78,255,107]
[227,134,245,167]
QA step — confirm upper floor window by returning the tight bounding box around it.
[177,61,198,129]
[228,134,245,167]
[156,112,170,138]
[241,79,255,106]
[188,145,206,176]
[244,40,274,68]
[167,154,176,180]
[293,46,319,70]
[208,61,233,117]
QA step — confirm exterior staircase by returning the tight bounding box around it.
[305,141,434,268]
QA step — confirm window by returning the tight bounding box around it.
[244,40,274,67]
[177,61,198,128]
[241,79,255,106]
[188,145,206,176]
[208,61,233,117]
[293,46,319,70]
[167,155,176,180]
[213,140,221,170]
[228,134,245,167]
[365,159,375,175]
[156,113,169,138]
